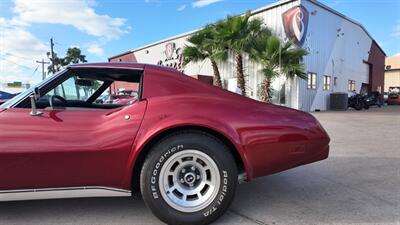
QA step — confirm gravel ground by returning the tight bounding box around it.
[0,106,399,225]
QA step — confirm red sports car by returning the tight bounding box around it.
[387,92,400,105]
[0,63,330,225]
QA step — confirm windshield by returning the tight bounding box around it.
[1,70,66,108]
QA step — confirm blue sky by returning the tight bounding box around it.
[0,0,399,87]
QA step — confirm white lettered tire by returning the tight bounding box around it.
[140,131,237,225]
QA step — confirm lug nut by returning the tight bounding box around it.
[191,166,195,171]
[181,169,186,173]
[197,175,201,180]
[180,178,185,183]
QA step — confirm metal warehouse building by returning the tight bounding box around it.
[109,0,385,111]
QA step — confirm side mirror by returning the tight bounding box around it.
[33,87,40,100]
[30,87,43,116]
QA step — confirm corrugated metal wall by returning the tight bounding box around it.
[132,0,375,111]
[385,70,400,91]
[299,0,372,111]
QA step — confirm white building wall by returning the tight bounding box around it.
[133,0,300,103]
[131,0,374,111]
[300,0,372,111]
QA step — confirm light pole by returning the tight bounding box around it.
[36,59,50,80]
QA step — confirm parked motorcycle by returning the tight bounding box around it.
[363,91,382,109]
[348,92,365,110]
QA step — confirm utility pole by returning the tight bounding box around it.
[36,59,50,80]
[50,38,55,74]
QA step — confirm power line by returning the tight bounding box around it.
[2,52,34,61]
[31,65,39,77]
[0,56,37,70]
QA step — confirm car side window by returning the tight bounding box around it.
[63,77,79,100]
[43,76,104,101]
[11,68,143,109]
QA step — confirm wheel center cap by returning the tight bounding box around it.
[184,172,196,184]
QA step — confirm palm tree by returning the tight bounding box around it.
[214,12,271,96]
[250,36,308,102]
[47,52,64,74]
[47,47,87,74]
[183,25,227,87]
[64,47,87,64]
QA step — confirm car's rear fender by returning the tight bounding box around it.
[120,112,251,190]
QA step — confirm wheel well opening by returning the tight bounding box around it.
[131,126,245,193]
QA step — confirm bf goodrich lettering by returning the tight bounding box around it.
[151,145,184,199]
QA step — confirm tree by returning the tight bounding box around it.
[249,36,308,102]
[215,12,271,96]
[183,25,227,87]
[64,47,87,64]
[46,52,64,74]
[47,47,87,74]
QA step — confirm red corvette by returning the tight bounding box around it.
[0,63,330,225]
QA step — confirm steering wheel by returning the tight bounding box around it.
[49,95,68,109]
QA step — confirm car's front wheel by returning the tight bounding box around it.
[140,131,237,225]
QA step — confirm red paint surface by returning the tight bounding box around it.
[0,63,330,191]
[0,102,147,190]
[387,95,400,104]
[367,40,386,94]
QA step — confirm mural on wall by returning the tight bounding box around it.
[282,6,309,46]
[157,42,184,72]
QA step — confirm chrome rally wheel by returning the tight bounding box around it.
[159,150,220,212]
[140,131,237,225]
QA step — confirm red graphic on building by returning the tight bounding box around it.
[158,42,184,72]
[282,6,309,46]
[164,42,176,60]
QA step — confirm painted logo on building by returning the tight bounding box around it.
[157,42,184,72]
[282,6,309,46]
[164,42,176,60]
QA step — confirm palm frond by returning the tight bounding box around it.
[182,46,207,66]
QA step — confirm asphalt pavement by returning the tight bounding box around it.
[1,106,399,225]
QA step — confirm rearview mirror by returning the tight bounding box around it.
[75,79,93,87]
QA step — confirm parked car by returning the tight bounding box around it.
[113,90,138,105]
[387,92,400,105]
[112,95,137,105]
[0,91,18,105]
[94,94,110,104]
[95,93,137,105]
[0,63,330,225]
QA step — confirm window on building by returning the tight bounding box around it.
[348,80,356,92]
[334,77,338,86]
[307,72,317,89]
[323,75,331,90]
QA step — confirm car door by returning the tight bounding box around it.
[0,71,147,191]
[0,102,147,191]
